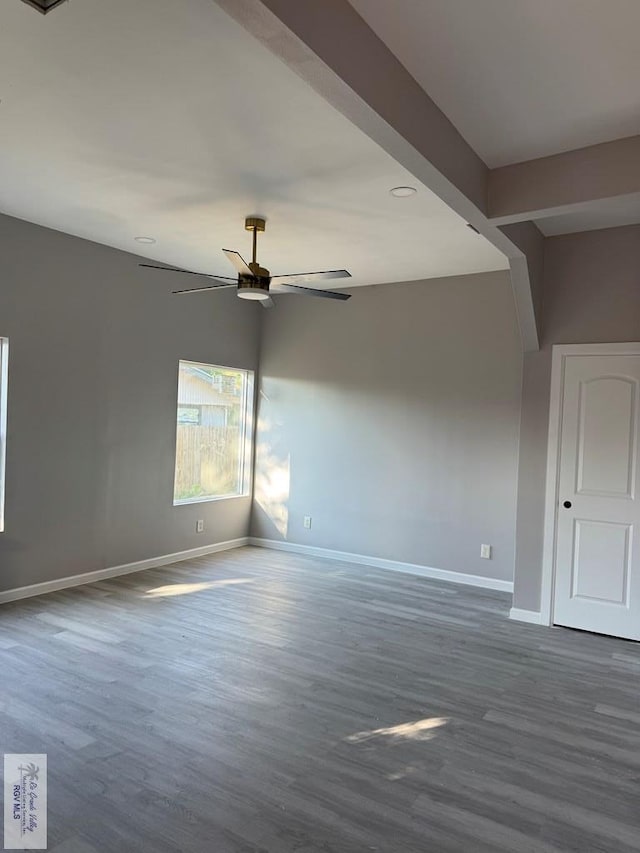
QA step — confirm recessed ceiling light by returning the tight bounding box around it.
[390,186,417,198]
[135,236,156,244]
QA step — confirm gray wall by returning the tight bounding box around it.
[0,214,260,593]
[252,271,522,582]
[513,224,640,611]
[10,212,631,603]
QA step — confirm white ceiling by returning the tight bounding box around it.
[0,0,507,288]
[349,0,640,168]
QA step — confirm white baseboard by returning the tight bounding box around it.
[0,537,249,605]
[509,607,547,625]
[249,537,514,593]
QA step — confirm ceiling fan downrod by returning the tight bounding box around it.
[244,217,268,277]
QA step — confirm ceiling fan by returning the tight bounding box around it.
[139,217,352,306]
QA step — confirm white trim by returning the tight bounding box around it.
[173,493,250,506]
[541,342,640,626]
[249,538,513,593]
[0,537,249,605]
[509,607,546,625]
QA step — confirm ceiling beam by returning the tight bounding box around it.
[489,134,640,225]
[499,221,544,343]
[215,0,542,351]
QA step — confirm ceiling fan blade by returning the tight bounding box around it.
[223,249,253,277]
[260,296,275,309]
[139,263,236,282]
[269,270,351,286]
[269,282,351,300]
[172,283,237,294]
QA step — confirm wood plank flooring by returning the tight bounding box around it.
[0,546,639,852]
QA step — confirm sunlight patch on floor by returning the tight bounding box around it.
[387,764,421,781]
[346,716,449,744]
[144,578,254,598]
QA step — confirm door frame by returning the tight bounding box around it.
[541,342,640,626]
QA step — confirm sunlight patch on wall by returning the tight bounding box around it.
[254,430,291,538]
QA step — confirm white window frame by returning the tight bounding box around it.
[0,338,8,532]
[173,360,255,506]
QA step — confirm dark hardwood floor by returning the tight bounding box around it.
[0,546,639,852]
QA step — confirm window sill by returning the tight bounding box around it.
[173,493,250,507]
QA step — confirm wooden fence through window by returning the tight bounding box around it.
[174,424,240,499]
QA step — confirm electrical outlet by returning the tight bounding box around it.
[196,519,204,533]
[303,515,312,529]
[480,544,492,559]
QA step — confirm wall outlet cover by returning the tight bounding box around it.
[480,544,492,559]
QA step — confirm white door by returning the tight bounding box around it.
[553,353,640,640]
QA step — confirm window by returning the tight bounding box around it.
[173,361,254,504]
[0,339,7,532]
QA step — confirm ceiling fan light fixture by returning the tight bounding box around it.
[237,285,271,301]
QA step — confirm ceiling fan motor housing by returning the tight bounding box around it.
[237,274,270,301]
